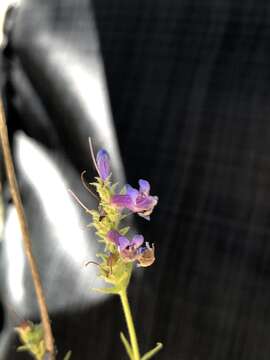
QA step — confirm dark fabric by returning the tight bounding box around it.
[94,1,270,359]
[2,0,270,359]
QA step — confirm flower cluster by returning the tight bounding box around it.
[107,230,155,267]
[83,144,158,293]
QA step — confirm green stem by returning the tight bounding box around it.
[119,289,140,360]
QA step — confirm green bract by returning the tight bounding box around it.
[15,322,45,360]
[88,177,133,294]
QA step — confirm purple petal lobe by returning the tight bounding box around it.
[107,230,120,244]
[130,235,144,249]
[118,236,130,251]
[126,185,139,202]
[139,179,150,194]
[136,196,156,210]
[111,195,133,208]
[96,149,110,180]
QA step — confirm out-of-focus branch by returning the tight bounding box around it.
[0,99,55,359]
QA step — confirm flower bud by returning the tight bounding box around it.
[96,149,111,180]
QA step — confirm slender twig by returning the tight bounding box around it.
[0,99,55,358]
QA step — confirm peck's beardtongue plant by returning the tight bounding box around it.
[71,139,163,360]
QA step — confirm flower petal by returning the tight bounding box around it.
[111,195,133,208]
[126,185,139,202]
[107,230,120,244]
[136,195,157,210]
[139,179,150,194]
[96,149,110,180]
[130,234,144,249]
[118,236,130,251]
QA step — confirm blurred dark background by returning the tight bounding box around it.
[1,0,270,359]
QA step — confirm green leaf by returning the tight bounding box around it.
[17,345,28,352]
[141,343,163,360]
[120,332,133,360]
[63,350,72,360]
[92,286,120,295]
[96,253,107,261]
[89,181,99,187]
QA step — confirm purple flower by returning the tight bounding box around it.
[118,234,144,251]
[107,230,145,263]
[111,179,158,220]
[96,149,111,180]
[107,230,121,245]
[120,235,144,263]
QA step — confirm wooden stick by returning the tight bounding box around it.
[0,99,55,358]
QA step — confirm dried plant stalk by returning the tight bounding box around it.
[0,99,55,359]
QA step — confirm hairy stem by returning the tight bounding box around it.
[0,100,55,358]
[119,289,140,360]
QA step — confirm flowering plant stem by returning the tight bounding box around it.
[0,99,55,359]
[72,140,162,359]
[119,289,140,360]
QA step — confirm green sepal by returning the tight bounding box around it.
[88,209,100,218]
[141,343,163,360]
[119,226,130,236]
[96,253,107,261]
[89,181,99,187]
[119,186,127,195]
[95,230,107,238]
[17,345,29,352]
[120,332,133,360]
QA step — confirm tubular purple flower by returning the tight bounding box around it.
[106,231,147,264]
[96,149,111,180]
[107,230,121,245]
[111,179,158,220]
[130,234,144,249]
[119,234,145,262]
[118,236,130,251]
